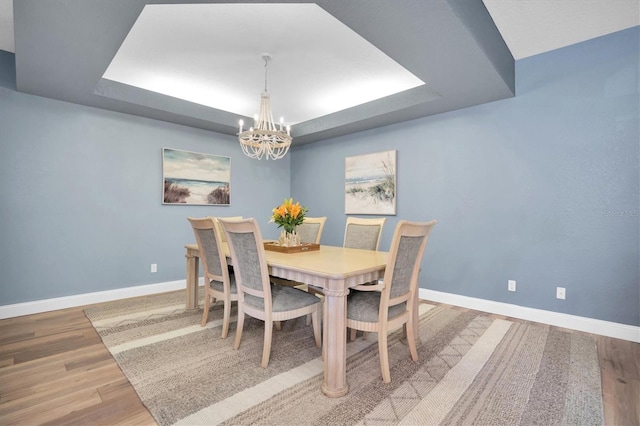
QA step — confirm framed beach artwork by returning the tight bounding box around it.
[345,150,396,215]
[162,148,231,205]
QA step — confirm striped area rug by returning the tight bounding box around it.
[85,289,604,426]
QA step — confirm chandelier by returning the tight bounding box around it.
[238,54,292,160]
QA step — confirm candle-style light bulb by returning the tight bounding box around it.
[279,116,284,131]
[286,125,291,136]
[239,119,244,133]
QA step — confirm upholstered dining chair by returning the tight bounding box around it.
[308,216,388,326]
[343,216,386,340]
[343,216,387,250]
[212,216,243,242]
[297,216,327,244]
[272,216,327,326]
[219,218,322,368]
[270,216,327,290]
[187,216,238,338]
[346,219,437,383]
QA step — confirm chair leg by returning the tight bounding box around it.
[311,308,321,348]
[233,309,245,350]
[307,292,323,326]
[378,331,391,383]
[406,318,418,362]
[261,321,273,368]
[362,331,369,340]
[349,328,357,341]
[275,321,282,331]
[201,293,211,327]
[220,297,231,339]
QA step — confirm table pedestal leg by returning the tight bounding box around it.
[321,285,349,398]
[185,250,199,310]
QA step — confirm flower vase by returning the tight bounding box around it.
[279,228,300,247]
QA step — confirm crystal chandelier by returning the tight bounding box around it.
[238,54,292,160]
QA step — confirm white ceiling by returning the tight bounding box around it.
[2,1,638,144]
[483,0,639,60]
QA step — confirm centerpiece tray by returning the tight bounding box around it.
[264,242,320,254]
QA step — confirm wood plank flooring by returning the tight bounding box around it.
[1,301,638,425]
[0,307,156,425]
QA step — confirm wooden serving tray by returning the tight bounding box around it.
[264,242,320,253]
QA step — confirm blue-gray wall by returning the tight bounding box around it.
[0,51,291,305]
[1,27,638,327]
[291,27,639,327]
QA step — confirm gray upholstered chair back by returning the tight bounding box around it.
[219,218,271,306]
[187,217,225,278]
[298,223,320,243]
[297,217,327,244]
[388,235,426,299]
[344,224,381,250]
[344,217,387,250]
[383,220,437,303]
[225,230,264,294]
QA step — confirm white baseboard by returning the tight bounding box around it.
[2,283,637,343]
[0,278,204,320]
[420,288,640,343]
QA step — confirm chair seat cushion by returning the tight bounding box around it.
[245,285,321,312]
[347,290,406,323]
[209,274,237,294]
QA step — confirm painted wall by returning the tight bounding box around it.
[291,27,639,326]
[0,51,291,305]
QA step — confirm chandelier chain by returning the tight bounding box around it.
[263,55,269,92]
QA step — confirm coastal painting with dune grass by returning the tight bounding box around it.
[162,148,230,205]
[345,150,396,215]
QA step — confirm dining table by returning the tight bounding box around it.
[184,242,388,398]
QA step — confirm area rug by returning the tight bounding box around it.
[85,289,604,426]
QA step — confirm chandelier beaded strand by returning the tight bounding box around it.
[238,54,292,160]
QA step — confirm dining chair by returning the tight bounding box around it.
[272,216,327,326]
[219,217,322,368]
[346,219,437,383]
[297,216,327,244]
[212,216,243,243]
[270,215,327,290]
[343,216,387,250]
[187,216,238,338]
[342,216,386,339]
[307,216,389,331]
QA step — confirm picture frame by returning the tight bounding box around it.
[345,150,396,215]
[162,148,231,205]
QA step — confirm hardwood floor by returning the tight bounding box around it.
[0,307,156,425]
[1,302,638,425]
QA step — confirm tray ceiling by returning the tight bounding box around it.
[4,1,638,145]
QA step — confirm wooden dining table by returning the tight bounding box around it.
[184,243,387,397]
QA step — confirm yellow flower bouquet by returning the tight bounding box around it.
[270,198,308,234]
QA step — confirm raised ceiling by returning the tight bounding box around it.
[103,3,426,125]
[4,1,639,145]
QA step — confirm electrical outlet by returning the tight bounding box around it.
[508,280,516,292]
[151,263,157,273]
[556,287,566,300]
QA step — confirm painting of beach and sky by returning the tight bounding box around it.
[162,148,230,205]
[345,150,396,215]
